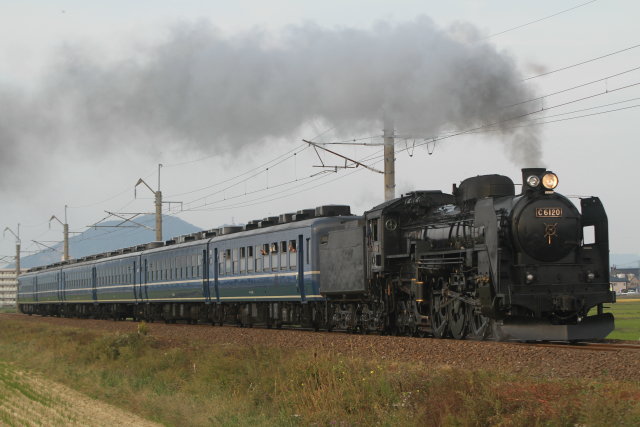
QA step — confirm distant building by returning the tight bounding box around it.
[610,266,639,293]
[610,276,629,294]
[0,269,25,307]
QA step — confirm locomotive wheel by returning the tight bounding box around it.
[429,292,449,338]
[466,305,489,340]
[447,299,468,340]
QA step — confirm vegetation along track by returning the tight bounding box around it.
[521,341,640,353]
[2,313,640,381]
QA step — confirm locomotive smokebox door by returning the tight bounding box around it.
[319,224,366,294]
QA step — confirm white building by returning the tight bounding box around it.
[0,269,23,307]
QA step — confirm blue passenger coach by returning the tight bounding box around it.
[18,206,360,328]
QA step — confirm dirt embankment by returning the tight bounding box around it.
[3,313,639,380]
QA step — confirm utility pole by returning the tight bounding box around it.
[383,116,395,201]
[3,224,20,278]
[135,164,163,242]
[49,205,69,261]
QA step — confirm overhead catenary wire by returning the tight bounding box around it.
[485,0,598,39]
[67,168,157,209]
[523,43,640,81]
[508,66,640,109]
[169,144,309,197]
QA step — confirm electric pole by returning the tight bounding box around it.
[135,164,164,242]
[3,224,20,277]
[49,205,69,261]
[383,116,395,201]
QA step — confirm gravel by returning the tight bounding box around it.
[3,313,638,380]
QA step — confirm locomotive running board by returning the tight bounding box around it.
[495,313,614,341]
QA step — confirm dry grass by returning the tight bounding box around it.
[0,319,639,426]
[0,361,159,426]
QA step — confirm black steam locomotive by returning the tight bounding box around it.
[18,168,615,341]
[335,167,615,340]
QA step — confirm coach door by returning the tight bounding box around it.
[297,234,306,302]
[136,259,149,302]
[91,267,98,303]
[57,272,64,303]
[202,249,211,303]
[133,260,140,302]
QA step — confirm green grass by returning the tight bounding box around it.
[0,307,16,314]
[0,319,639,426]
[605,299,640,340]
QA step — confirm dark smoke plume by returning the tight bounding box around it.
[0,17,541,191]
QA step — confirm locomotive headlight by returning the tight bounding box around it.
[587,271,595,282]
[541,173,559,190]
[526,272,534,283]
[526,175,540,188]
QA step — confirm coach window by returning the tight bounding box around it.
[289,240,297,269]
[262,244,270,271]
[280,241,287,270]
[239,247,246,273]
[183,256,188,279]
[254,245,262,271]
[232,248,239,274]
[197,254,202,277]
[306,238,310,264]
[247,246,254,272]
[218,250,224,276]
[224,249,231,274]
[182,255,187,279]
[271,242,279,271]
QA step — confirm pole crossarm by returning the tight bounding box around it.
[302,139,383,174]
[134,178,155,197]
[3,226,20,244]
[49,215,64,227]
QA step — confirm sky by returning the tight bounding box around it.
[0,0,639,265]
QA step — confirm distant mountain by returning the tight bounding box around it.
[5,215,201,269]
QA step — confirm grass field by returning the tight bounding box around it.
[0,319,638,426]
[0,307,16,314]
[0,361,159,426]
[604,298,640,340]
